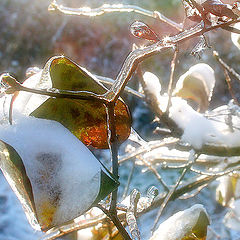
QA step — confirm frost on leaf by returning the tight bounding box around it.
[31,56,131,149]
[150,204,210,240]
[0,117,119,231]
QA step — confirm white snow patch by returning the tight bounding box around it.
[150,204,209,240]
[156,96,240,149]
[0,117,105,229]
[143,71,161,97]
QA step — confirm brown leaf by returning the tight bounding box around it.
[31,56,131,149]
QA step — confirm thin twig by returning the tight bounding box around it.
[213,50,240,82]
[140,158,169,191]
[166,47,179,113]
[213,49,240,105]
[48,1,183,31]
[119,138,179,164]
[178,183,208,200]
[95,74,144,99]
[190,166,240,176]
[224,65,240,106]
[122,160,136,200]
[152,150,199,232]
[18,85,105,102]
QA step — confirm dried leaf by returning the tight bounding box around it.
[31,56,131,149]
[181,0,203,22]
[202,0,238,19]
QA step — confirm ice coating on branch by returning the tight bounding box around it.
[150,204,209,240]
[0,70,49,124]
[12,70,50,117]
[0,117,104,229]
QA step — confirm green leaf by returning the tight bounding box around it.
[31,56,131,149]
[94,170,119,204]
[0,140,39,230]
[183,211,210,240]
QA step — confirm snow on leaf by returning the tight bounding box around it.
[142,71,162,96]
[0,117,118,231]
[31,56,131,149]
[168,98,240,149]
[150,204,210,240]
[174,63,215,112]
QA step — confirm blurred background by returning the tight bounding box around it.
[1,0,240,239]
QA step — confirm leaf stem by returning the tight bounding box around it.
[105,102,132,240]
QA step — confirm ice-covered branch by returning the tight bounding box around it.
[152,150,199,231]
[48,1,183,31]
